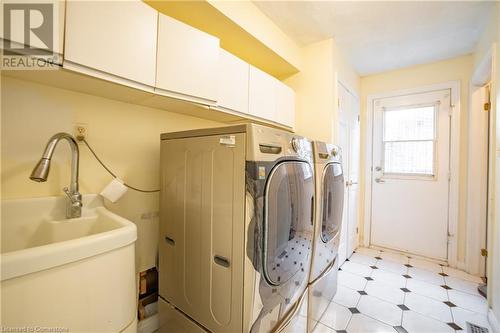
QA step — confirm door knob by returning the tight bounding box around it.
[375,166,382,171]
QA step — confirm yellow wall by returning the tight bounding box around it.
[285,38,360,143]
[359,55,474,264]
[208,0,302,76]
[145,0,302,79]
[1,76,223,273]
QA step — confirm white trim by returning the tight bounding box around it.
[488,308,500,333]
[363,81,461,267]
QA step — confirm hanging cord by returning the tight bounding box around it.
[80,138,160,193]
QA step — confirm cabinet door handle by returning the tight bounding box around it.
[375,178,385,184]
[165,236,175,245]
[214,255,230,268]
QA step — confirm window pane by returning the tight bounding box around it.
[384,141,434,175]
[384,106,435,141]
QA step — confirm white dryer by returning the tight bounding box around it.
[158,124,315,333]
[307,142,344,332]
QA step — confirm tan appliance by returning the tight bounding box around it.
[158,124,315,332]
[307,142,344,332]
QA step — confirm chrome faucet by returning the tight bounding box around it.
[30,132,82,218]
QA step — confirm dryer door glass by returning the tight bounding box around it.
[321,163,344,243]
[264,161,314,285]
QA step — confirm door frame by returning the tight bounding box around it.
[466,45,495,276]
[363,81,461,267]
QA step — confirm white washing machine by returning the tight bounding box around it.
[158,124,315,332]
[307,142,344,332]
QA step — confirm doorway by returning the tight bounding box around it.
[364,82,461,266]
[371,89,451,260]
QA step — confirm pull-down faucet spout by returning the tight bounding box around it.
[30,132,82,218]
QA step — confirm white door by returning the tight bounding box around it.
[371,90,451,260]
[338,84,360,264]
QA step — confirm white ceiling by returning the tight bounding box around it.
[253,1,494,76]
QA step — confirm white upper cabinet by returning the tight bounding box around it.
[217,49,249,114]
[249,66,277,122]
[276,83,295,128]
[249,65,295,128]
[64,0,158,88]
[156,14,219,103]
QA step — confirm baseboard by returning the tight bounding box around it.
[488,308,500,333]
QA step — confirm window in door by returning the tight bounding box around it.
[382,105,437,177]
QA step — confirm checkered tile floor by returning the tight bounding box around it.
[312,247,491,333]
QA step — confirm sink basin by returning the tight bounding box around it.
[1,194,136,280]
[1,194,138,332]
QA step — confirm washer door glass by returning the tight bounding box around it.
[264,161,314,286]
[321,163,344,243]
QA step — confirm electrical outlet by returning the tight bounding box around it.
[74,123,88,141]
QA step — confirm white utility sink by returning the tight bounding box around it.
[1,194,138,333]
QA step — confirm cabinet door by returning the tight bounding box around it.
[156,14,219,103]
[249,66,277,121]
[159,133,245,333]
[276,83,295,128]
[217,49,249,114]
[64,0,157,87]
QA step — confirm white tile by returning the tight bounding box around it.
[377,260,408,275]
[451,307,493,332]
[408,267,445,286]
[349,252,377,266]
[404,292,453,323]
[406,278,449,301]
[357,295,403,326]
[448,290,488,314]
[318,302,351,331]
[355,247,381,258]
[408,258,443,273]
[346,313,397,333]
[312,322,336,333]
[380,251,409,264]
[371,269,407,288]
[283,314,308,333]
[333,285,361,308]
[444,276,481,296]
[442,266,483,283]
[402,310,455,333]
[365,280,405,304]
[338,270,367,291]
[341,261,372,277]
